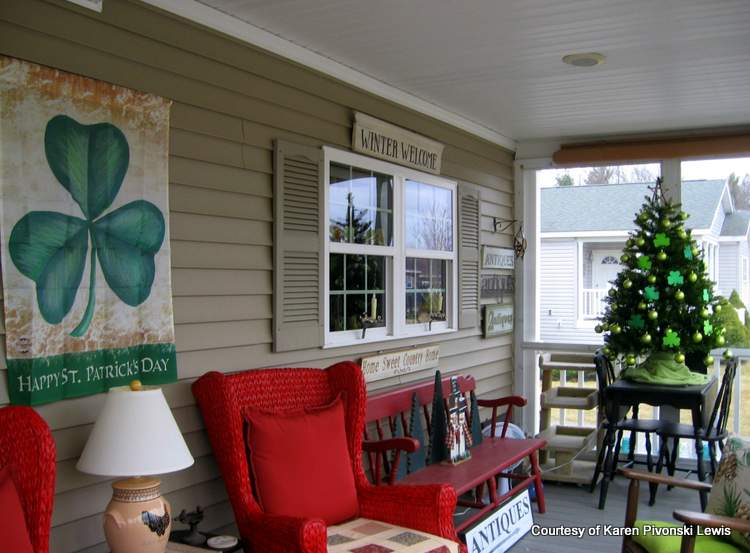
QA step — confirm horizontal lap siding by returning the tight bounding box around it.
[0,1,514,552]
[718,243,739,297]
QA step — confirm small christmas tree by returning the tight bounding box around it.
[597,178,730,375]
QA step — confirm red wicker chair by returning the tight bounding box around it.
[0,406,56,553]
[193,361,462,553]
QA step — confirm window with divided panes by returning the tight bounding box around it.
[324,148,457,346]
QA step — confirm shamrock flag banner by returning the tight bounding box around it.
[0,57,176,405]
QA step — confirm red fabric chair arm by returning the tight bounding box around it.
[477,395,527,408]
[358,483,459,541]
[362,437,420,454]
[242,512,327,553]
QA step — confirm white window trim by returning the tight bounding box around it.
[322,147,458,348]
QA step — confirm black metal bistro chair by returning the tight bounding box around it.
[590,351,664,509]
[647,356,738,505]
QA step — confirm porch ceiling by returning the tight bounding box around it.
[189,0,750,142]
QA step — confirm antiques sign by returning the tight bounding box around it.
[481,273,514,302]
[361,345,440,383]
[482,246,515,270]
[484,304,514,337]
[0,57,177,405]
[353,112,444,175]
[463,490,533,553]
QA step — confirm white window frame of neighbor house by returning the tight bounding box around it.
[575,238,627,327]
[323,147,458,347]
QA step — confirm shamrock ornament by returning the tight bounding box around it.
[628,314,645,329]
[638,255,652,270]
[653,233,671,247]
[702,289,710,302]
[667,270,684,286]
[644,286,660,301]
[703,320,713,336]
[663,329,681,348]
[683,245,693,260]
[9,115,166,337]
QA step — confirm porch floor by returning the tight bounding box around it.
[516,474,705,552]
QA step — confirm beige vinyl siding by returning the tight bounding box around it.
[0,1,514,552]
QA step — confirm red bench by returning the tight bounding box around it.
[364,374,546,533]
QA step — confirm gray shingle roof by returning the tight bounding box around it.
[541,180,726,233]
[721,210,750,237]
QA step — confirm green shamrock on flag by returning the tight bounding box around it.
[663,329,680,348]
[653,233,671,247]
[9,115,165,337]
[703,320,713,336]
[644,286,660,301]
[628,314,645,329]
[638,255,652,270]
[684,245,693,260]
[667,271,684,286]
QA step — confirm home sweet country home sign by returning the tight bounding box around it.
[0,57,177,405]
[361,345,440,383]
[353,112,444,175]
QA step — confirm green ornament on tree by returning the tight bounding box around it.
[638,301,647,310]
[663,329,680,348]
[628,314,645,329]
[692,246,700,257]
[647,274,657,284]
[626,354,636,366]
[704,355,714,366]
[660,218,671,229]
[716,335,725,346]
[657,250,667,262]
[700,308,710,319]
[641,333,652,345]
[714,304,722,313]
[692,331,703,343]
[683,245,693,260]
[675,290,685,301]
[688,272,698,283]
[724,349,733,360]
[608,288,616,297]
[621,254,630,263]
[636,237,646,247]
[647,310,658,320]
[675,352,685,364]
[703,320,713,336]
[595,324,603,333]
[677,229,687,240]
[611,324,622,334]
[702,289,710,302]
[680,211,689,220]
[638,256,652,270]
[623,279,633,289]
[644,286,660,301]
[653,233,671,247]
[667,271,684,286]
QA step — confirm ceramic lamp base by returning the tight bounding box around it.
[104,477,171,553]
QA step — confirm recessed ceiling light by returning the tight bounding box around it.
[562,52,606,67]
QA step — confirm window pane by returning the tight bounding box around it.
[329,253,387,332]
[404,180,453,251]
[329,163,393,246]
[346,255,365,290]
[330,253,344,290]
[405,257,447,325]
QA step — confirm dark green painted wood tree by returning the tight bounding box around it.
[429,371,448,464]
[407,391,427,473]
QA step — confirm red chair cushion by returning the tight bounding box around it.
[0,467,34,553]
[244,396,359,525]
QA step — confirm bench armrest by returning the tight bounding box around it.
[363,437,420,454]
[477,395,527,408]
[619,468,712,493]
[673,510,750,533]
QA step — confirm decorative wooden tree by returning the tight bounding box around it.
[391,415,408,481]
[428,371,448,464]
[407,392,427,473]
[469,390,483,446]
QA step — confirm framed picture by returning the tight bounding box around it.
[483,304,513,337]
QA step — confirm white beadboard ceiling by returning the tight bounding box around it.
[185,0,750,143]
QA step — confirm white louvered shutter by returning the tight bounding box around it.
[273,141,324,352]
[458,182,480,329]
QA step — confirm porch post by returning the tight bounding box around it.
[514,163,541,435]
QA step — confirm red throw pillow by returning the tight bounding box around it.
[244,396,359,525]
[0,466,34,553]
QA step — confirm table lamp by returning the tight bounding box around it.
[77,381,194,553]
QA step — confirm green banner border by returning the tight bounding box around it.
[7,342,177,405]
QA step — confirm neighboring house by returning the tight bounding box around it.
[540,180,750,343]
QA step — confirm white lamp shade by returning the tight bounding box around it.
[77,386,194,477]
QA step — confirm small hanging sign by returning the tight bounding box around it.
[360,345,440,383]
[482,246,515,270]
[352,112,444,175]
[481,273,514,302]
[483,304,514,337]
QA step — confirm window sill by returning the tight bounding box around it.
[323,327,457,350]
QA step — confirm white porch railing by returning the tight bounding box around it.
[582,288,608,318]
